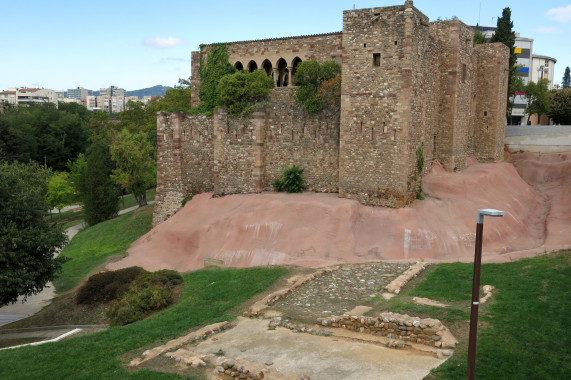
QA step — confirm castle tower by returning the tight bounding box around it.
[339,1,429,207]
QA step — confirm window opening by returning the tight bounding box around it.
[373,53,381,67]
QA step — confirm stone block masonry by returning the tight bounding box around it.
[154,0,509,226]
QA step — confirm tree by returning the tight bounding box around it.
[562,67,571,89]
[83,151,119,226]
[473,24,486,46]
[217,70,274,116]
[46,172,75,218]
[549,88,571,124]
[110,130,156,207]
[525,79,551,124]
[294,60,341,113]
[491,8,517,119]
[0,162,68,305]
[197,44,236,113]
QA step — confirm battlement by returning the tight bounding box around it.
[155,1,509,226]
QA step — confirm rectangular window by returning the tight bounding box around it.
[373,53,381,67]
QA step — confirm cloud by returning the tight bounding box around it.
[154,57,190,65]
[534,27,562,34]
[546,5,571,22]
[143,37,183,48]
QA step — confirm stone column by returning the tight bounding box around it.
[272,68,279,86]
[287,67,293,87]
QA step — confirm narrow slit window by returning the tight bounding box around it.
[373,53,381,67]
[462,64,467,83]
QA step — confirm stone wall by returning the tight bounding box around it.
[153,111,214,226]
[263,88,340,192]
[316,312,456,349]
[472,42,509,161]
[339,3,422,207]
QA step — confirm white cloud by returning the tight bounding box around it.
[546,5,571,23]
[143,37,183,48]
[534,27,562,34]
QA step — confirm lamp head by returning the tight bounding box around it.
[477,209,506,224]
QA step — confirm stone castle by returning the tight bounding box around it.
[153,1,509,226]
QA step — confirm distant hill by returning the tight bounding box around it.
[92,85,172,97]
[126,85,171,98]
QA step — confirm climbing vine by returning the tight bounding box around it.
[193,43,236,115]
[294,60,341,114]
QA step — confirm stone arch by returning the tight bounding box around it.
[276,58,288,87]
[247,60,258,72]
[291,57,302,86]
[262,59,273,77]
[234,61,244,70]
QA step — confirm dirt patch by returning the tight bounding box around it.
[109,155,571,274]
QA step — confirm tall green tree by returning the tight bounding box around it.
[549,88,571,124]
[0,162,68,305]
[491,7,517,119]
[46,171,75,218]
[525,79,551,124]
[83,151,119,226]
[110,130,156,207]
[562,66,571,89]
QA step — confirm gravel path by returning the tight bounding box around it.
[269,262,413,322]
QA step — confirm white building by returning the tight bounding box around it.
[476,27,556,125]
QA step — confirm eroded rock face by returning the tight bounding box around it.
[109,155,569,273]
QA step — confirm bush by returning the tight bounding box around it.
[295,60,341,113]
[272,165,306,193]
[76,266,147,305]
[217,70,274,117]
[106,269,182,326]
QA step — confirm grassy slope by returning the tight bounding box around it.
[0,266,288,379]
[56,205,153,293]
[372,252,570,379]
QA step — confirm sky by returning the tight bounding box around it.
[1,0,570,92]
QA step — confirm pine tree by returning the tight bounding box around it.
[491,8,517,118]
[563,66,571,89]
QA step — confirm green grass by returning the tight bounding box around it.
[56,205,153,293]
[371,252,571,380]
[49,188,156,229]
[0,266,288,379]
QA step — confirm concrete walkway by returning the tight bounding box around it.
[0,202,154,327]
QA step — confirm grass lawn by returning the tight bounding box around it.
[55,205,154,293]
[367,251,571,379]
[0,266,288,379]
[49,188,156,229]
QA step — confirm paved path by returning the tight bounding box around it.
[0,202,154,327]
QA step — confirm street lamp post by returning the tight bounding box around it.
[467,208,505,380]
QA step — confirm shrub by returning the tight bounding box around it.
[106,269,182,326]
[182,194,193,207]
[295,60,341,113]
[272,165,306,193]
[217,70,274,117]
[76,266,147,305]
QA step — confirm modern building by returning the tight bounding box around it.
[476,26,556,125]
[99,86,125,98]
[0,88,60,107]
[67,87,93,100]
[0,90,17,106]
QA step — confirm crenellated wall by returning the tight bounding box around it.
[155,1,509,225]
